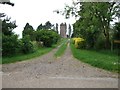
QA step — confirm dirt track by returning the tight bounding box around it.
[2,43,118,88]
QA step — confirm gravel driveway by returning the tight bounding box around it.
[2,43,118,88]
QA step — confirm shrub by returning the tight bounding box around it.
[36,30,60,47]
[2,34,20,56]
[31,41,44,50]
[21,35,34,54]
[94,34,106,50]
[72,38,85,49]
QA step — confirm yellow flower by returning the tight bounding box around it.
[72,37,85,48]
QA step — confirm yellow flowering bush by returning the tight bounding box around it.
[72,38,85,49]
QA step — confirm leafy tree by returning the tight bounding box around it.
[1,0,20,56]
[2,34,19,56]
[113,22,120,40]
[36,30,60,47]
[2,18,20,56]
[37,24,43,30]
[55,23,59,34]
[22,23,35,41]
[68,24,71,38]
[45,21,53,30]
[37,21,53,30]
[21,35,34,54]
[60,2,120,49]
[2,18,17,36]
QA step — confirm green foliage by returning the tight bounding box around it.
[55,23,59,34]
[94,34,106,50]
[113,22,120,50]
[2,34,19,56]
[36,30,60,47]
[2,19,17,36]
[45,21,53,30]
[37,21,53,30]
[68,24,71,38]
[21,35,34,54]
[22,23,35,41]
[2,47,53,64]
[63,2,120,50]
[113,22,120,40]
[37,24,44,30]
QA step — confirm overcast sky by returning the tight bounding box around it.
[0,0,76,38]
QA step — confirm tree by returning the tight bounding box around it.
[22,23,35,41]
[113,22,120,40]
[1,17,21,56]
[21,35,34,54]
[2,34,20,56]
[68,24,71,38]
[2,18,17,36]
[36,30,60,47]
[60,2,120,49]
[44,21,53,30]
[37,24,43,30]
[37,21,53,30]
[55,23,59,34]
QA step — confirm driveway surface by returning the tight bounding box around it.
[2,43,118,88]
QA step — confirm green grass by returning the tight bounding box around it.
[2,47,53,64]
[2,38,67,64]
[70,43,120,73]
[54,39,68,57]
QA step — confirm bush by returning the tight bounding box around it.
[94,34,106,50]
[36,30,60,47]
[21,35,34,54]
[2,34,20,56]
[72,38,85,49]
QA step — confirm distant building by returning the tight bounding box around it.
[60,23,67,38]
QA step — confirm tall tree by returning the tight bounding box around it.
[61,2,120,49]
[37,24,43,30]
[22,23,35,41]
[55,23,58,33]
[45,21,53,30]
[2,18,17,36]
[68,24,71,38]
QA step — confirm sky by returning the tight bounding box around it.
[1,0,119,38]
[0,0,76,38]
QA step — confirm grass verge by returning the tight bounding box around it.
[2,38,67,64]
[70,43,120,73]
[54,39,68,57]
[2,47,53,64]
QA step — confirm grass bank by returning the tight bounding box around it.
[70,43,119,73]
[2,47,53,64]
[2,39,66,64]
[54,38,68,57]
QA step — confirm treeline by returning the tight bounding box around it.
[73,2,120,50]
[62,2,120,50]
[1,1,60,57]
[2,18,60,56]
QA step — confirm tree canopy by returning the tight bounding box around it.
[59,1,120,49]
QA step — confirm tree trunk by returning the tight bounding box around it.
[105,30,110,49]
